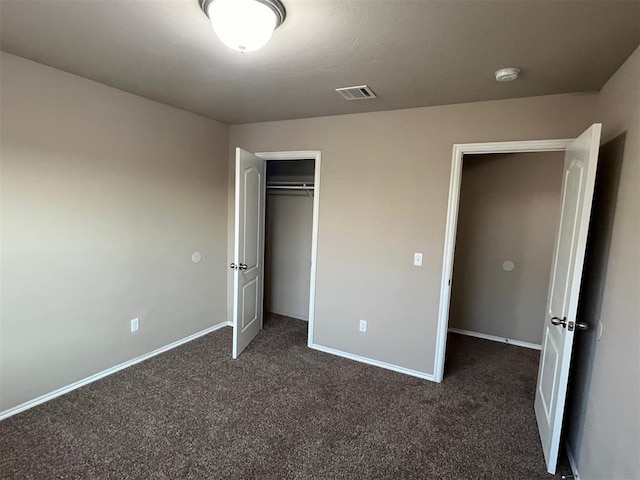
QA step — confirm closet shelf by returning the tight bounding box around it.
[266,182,314,190]
[266,182,314,198]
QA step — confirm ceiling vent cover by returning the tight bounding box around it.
[335,85,377,100]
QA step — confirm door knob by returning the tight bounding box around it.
[575,322,589,330]
[550,316,567,328]
[239,263,248,270]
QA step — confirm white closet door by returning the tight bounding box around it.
[535,124,601,473]
[232,148,266,359]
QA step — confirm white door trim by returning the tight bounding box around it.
[434,139,573,383]
[255,150,321,347]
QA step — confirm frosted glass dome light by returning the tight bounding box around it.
[201,0,286,52]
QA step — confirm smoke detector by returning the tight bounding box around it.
[495,67,521,82]
[335,85,377,100]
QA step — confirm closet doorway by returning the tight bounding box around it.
[265,159,315,322]
[231,149,320,359]
[434,126,601,474]
[447,150,565,351]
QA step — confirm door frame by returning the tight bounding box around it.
[256,150,322,347]
[433,139,573,383]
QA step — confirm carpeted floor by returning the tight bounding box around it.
[0,314,571,479]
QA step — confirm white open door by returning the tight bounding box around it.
[535,124,602,473]
[232,148,266,359]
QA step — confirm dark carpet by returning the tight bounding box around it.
[1,314,571,479]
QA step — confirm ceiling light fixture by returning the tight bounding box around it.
[495,67,521,82]
[200,0,286,52]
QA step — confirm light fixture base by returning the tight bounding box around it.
[199,0,286,29]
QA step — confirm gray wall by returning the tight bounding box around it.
[0,53,229,412]
[265,193,313,320]
[565,46,640,480]
[449,152,564,345]
[228,92,597,376]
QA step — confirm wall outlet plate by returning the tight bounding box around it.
[414,252,423,266]
[359,319,367,332]
[130,318,140,333]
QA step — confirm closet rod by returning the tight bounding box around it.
[266,183,314,199]
[266,181,313,186]
[266,185,315,190]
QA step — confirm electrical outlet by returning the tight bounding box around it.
[359,319,367,332]
[413,252,423,267]
[130,318,140,333]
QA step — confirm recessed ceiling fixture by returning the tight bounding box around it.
[335,85,377,100]
[200,0,286,52]
[495,67,521,82]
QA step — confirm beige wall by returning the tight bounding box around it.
[4,46,635,476]
[229,92,596,375]
[0,41,640,479]
[566,47,640,480]
[265,194,313,320]
[0,53,229,411]
[450,152,564,345]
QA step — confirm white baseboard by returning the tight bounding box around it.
[309,343,435,382]
[448,328,541,350]
[566,442,581,480]
[265,309,309,322]
[0,321,232,421]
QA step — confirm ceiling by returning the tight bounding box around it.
[1,0,638,125]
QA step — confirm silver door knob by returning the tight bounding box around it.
[576,322,589,330]
[550,316,567,328]
[239,263,248,270]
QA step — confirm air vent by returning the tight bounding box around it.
[335,85,377,100]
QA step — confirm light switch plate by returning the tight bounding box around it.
[414,253,423,266]
[130,318,140,333]
[359,319,367,332]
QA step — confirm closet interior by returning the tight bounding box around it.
[447,151,564,355]
[264,159,315,322]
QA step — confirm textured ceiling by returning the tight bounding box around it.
[1,0,638,125]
